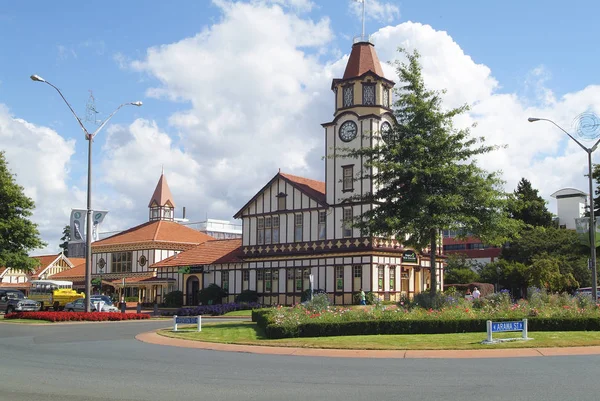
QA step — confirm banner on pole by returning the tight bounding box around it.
[69,209,87,243]
[91,211,109,242]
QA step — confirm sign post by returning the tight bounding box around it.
[173,315,202,332]
[483,319,531,344]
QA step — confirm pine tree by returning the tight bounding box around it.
[0,151,46,271]
[336,49,518,296]
[508,178,554,227]
[59,225,70,257]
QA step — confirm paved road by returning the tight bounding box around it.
[1,320,599,401]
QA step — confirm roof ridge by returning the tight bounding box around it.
[153,220,162,241]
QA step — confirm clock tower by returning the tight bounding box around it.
[323,39,395,240]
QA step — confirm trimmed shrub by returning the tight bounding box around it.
[163,290,184,307]
[197,284,228,305]
[235,290,259,303]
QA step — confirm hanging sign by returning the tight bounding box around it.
[402,250,418,264]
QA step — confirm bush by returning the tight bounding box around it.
[197,284,228,305]
[163,290,184,307]
[125,297,138,302]
[303,293,329,312]
[235,290,259,303]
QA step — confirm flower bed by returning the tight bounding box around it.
[172,302,261,317]
[4,311,150,322]
[254,290,600,339]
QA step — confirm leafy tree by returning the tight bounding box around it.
[526,255,578,293]
[500,226,590,287]
[59,225,70,256]
[0,152,46,271]
[507,178,554,227]
[589,163,600,218]
[479,259,528,297]
[443,253,480,284]
[336,49,518,295]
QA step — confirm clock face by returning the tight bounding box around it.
[343,87,353,107]
[339,121,358,142]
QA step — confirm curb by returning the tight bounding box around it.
[135,331,600,359]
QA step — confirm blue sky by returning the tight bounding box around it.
[1,0,599,253]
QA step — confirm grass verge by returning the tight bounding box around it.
[222,310,253,317]
[158,321,600,350]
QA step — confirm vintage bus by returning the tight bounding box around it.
[28,280,84,311]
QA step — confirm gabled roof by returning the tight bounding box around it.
[92,220,214,247]
[148,173,175,208]
[234,171,326,218]
[30,254,68,278]
[343,41,384,80]
[51,260,86,279]
[151,239,243,268]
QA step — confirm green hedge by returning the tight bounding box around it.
[259,316,600,339]
[251,309,272,327]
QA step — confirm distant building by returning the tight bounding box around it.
[442,230,500,266]
[551,188,587,230]
[184,219,242,239]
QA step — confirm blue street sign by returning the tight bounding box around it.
[491,321,524,332]
[175,317,199,324]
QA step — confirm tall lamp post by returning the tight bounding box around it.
[31,74,142,312]
[528,116,599,301]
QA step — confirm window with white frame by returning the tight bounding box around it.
[353,265,362,278]
[242,270,249,282]
[389,266,396,291]
[343,208,353,238]
[335,266,344,291]
[221,271,229,291]
[378,265,384,291]
[112,252,132,273]
[294,214,303,242]
[318,211,326,240]
[257,217,265,245]
[342,165,353,191]
[272,216,280,243]
[265,217,272,244]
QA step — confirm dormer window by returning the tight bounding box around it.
[151,207,160,220]
[362,84,375,105]
[164,208,173,219]
[343,86,353,107]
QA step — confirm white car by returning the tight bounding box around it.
[65,298,119,312]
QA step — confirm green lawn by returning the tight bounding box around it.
[0,317,51,324]
[222,310,253,317]
[159,321,600,350]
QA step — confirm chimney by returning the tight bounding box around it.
[182,207,186,219]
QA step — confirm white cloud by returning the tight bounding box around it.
[8,3,600,253]
[0,104,83,254]
[349,0,400,24]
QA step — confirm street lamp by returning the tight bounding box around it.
[528,116,599,301]
[31,74,142,312]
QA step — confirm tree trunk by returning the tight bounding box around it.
[429,228,437,296]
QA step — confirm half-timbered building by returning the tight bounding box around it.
[158,39,444,306]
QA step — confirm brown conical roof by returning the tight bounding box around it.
[342,41,384,79]
[148,174,175,208]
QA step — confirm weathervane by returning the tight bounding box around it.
[355,0,366,41]
[573,111,600,141]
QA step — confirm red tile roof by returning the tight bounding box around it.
[343,42,384,79]
[107,275,175,284]
[279,173,326,205]
[0,267,6,276]
[152,239,243,268]
[92,220,214,247]
[148,173,175,207]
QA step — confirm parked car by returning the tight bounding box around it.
[0,289,41,314]
[65,298,119,312]
[91,295,114,306]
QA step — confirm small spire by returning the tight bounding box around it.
[161,164,164,175]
